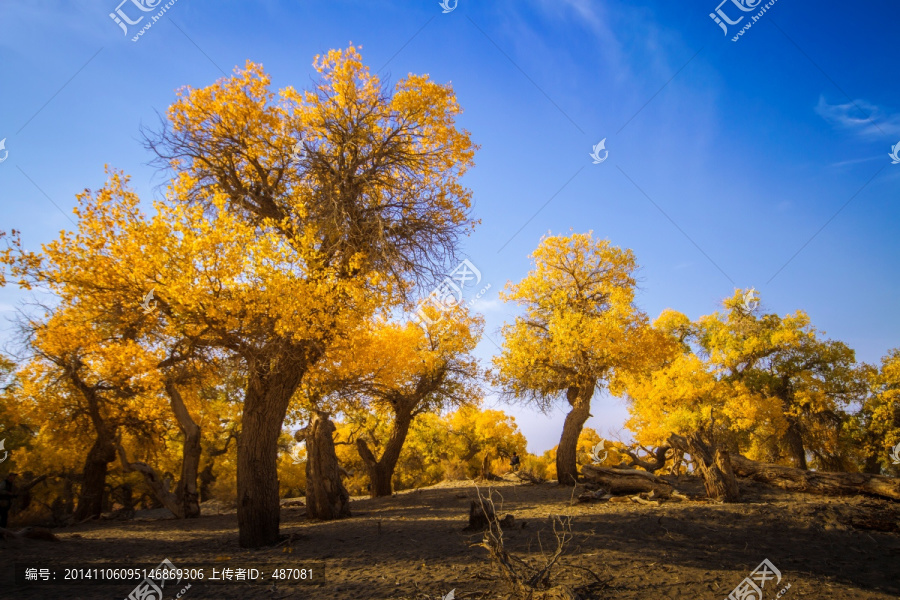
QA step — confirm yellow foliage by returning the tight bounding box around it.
[494,233,657,405]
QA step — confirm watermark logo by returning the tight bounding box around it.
[0,438,8,463]
[889,142,900,165]
[291,141,304,162]
[140,288,157,314]
[0,138,8,164]
[125,558,190,600]
[589,139,608,164]
[289,443,306,465]
[890,441,900,465]
[110,0,162,34]
[110,0,180,42]
[439,0,458,14]
[725,558,790,600]
[412,259,491,328]
[709,0,760,34]
[741,287,759,312]
[710,0,779,41]
[590,441,608,464]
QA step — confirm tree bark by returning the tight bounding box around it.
[668,433,740,502]
[730,454,900,501]
[624,445,671,473]
[116,443,185,517]
[199,463,216,502]
[74,434,116,520]
[63,476,75,515]
[356,409,412,498]
[580,464,674,497]
[237,361,306,548]
[783,417,808,470]
[165,380,201,518]
[556,382,595,486]
[199,428,235,502]
[305,411,351,519]
[70,366,117,521]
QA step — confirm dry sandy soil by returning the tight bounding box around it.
[1,475,899,599]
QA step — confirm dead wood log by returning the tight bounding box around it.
[580,465,674,497]
[624,445,671,473]
[0,526,61,543]
[465,498,495,530]
[515,469,545,484]
[577,489,611,503]
[730,454,900,501]
[464,499,520,531]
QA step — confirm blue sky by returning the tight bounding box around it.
[1,0,898,453]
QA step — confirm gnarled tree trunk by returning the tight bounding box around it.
[356,410,413,498]
[70,369,118,521]
[199,428,236,502]
[783,417,807,470]
[305,411,351,519]
[114,382,204,519]
[556,381,596,486]
[117,444,184,517]
[74,434,116,520]
[668,433,740,502]
[237,360,306,548]
[165,381,201,518]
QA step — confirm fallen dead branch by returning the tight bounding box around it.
[0,526,62,546]
[580,464,674,497]
[516,469,546,485]
[730,454,900,501]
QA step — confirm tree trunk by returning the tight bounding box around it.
[199,429,234,502]
[556,382,595,486]
[74,434,116,520]
[165,381,201,518]
[70,371,117,521]
[730,454,900,501]
[116,443,185,517]
[237,362,306,548]
[783,417,807,470]
[357,449,393,498]
[199,463,216,502]
[63,476,75,515]
[305,411,351,519]
[668,433,740,502]
[356,409,412,498]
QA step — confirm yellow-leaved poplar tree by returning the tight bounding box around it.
[494,232,659,485]
[141,46,476,545]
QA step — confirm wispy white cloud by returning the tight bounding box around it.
[470,296,502,313]
[815,96,900,138]
[828,155,886,169]
[536,0,614,38]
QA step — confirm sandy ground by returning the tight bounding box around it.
[1,475,899,599]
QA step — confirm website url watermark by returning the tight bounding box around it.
[709,0,782,42]
[109,0,181,42]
